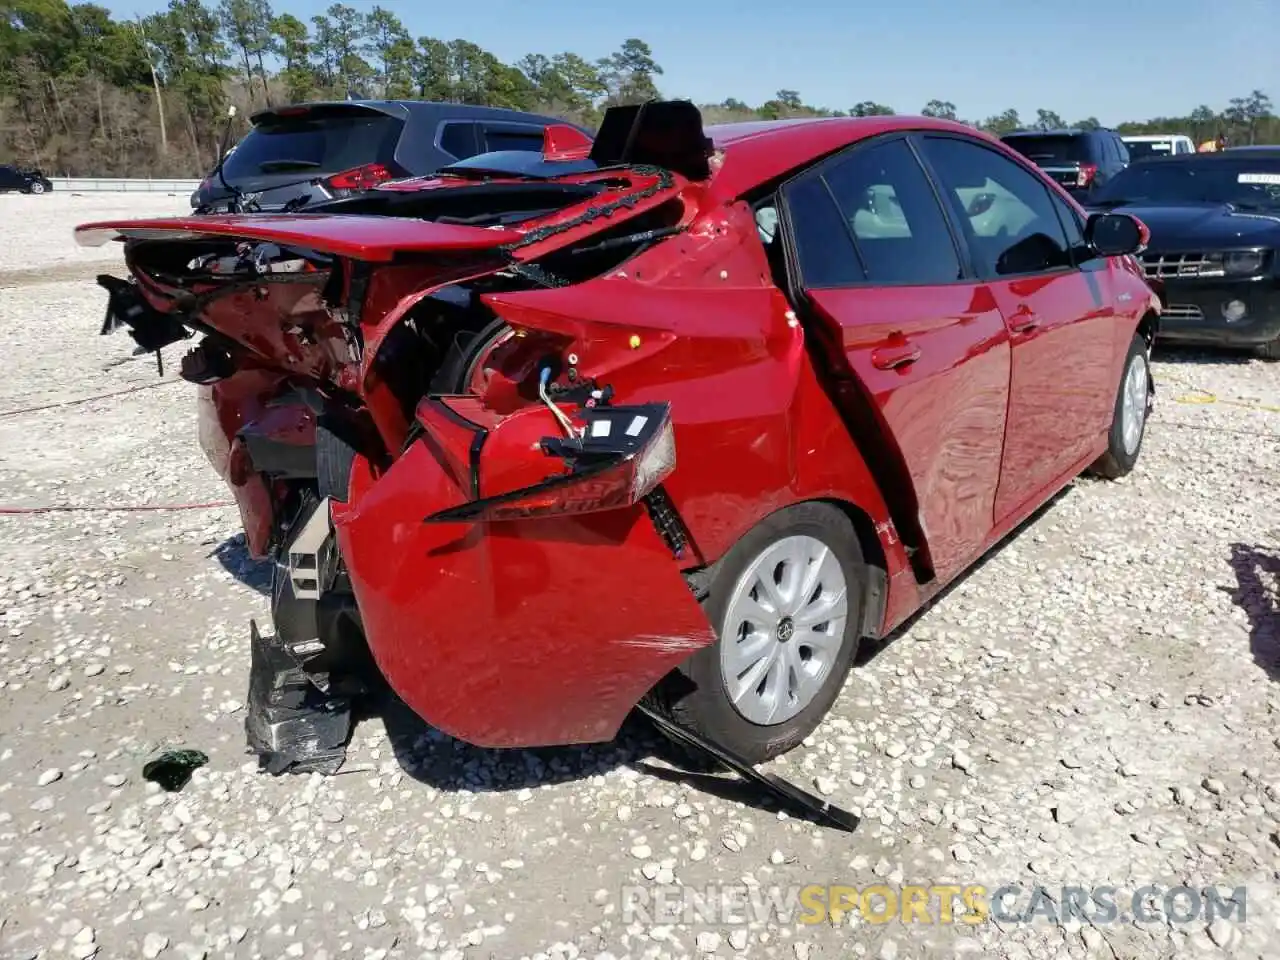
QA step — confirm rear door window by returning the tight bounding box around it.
[819,137,963,284]
[783,176,867,287]
[222,111,403,179]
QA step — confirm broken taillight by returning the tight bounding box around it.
[1078,163,1099,187]
[325,163,394,192]
[423,403,676,523]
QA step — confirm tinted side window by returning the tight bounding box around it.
[818,138,962,284]
[921,136,1074,277]
[439,122,479,159]
[783,176,866,287]
[482,125,544,152]
[1112,136,1130,164]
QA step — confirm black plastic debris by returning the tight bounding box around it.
[638,703,860,832]
[141,749,209,792]
[244,619,354,775]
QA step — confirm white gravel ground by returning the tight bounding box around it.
[1,194,1278,960]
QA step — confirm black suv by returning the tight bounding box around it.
[0,164,53,194]
[999,128,1130,200]
[191,100,593,213]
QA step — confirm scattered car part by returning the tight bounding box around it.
[637,702,859,831]
[141,749,209,791]
[244,619,357,775]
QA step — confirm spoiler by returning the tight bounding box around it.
[74,213,522,262]
[589,100,712,181]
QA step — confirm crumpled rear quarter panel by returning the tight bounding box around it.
[330,448,717,748]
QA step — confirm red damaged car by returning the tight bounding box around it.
[77,102,1159,800]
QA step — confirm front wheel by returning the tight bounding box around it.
[657,502,865,765]
[1091,332,1151,479]
[27,181,46,195]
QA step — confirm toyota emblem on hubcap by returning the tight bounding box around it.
[776,617,795,642]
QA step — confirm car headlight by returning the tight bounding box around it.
[1216,250,1267,275]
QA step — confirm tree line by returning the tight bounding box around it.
[1,0,1276,178]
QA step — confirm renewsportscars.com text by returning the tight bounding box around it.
[621,882,1247,927]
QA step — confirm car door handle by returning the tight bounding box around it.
[870,341,922,370]
[1009,306,1039,334]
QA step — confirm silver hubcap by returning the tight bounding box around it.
[720,535,848,726]
[1120,352,1149,455]
[31,183,44,193]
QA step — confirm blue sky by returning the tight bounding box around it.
[105,0,1278,124]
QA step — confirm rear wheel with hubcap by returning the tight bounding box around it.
[657,501,866,765]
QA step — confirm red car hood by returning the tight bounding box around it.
[75,213,521,261]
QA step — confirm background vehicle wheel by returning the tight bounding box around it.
[1091,332,1151,479]
[1257,338,1280,362]
[657,501,865,765]
[28,181,46,194]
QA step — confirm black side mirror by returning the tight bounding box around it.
[1086,212,1147,257]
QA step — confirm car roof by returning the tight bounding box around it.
[705,114,1016,201]
[1224,145,1280,155]
[1001,127,1113,137]
[249,99,588,132]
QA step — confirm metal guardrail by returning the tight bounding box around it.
[48,177,201,193]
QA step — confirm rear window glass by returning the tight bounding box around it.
[483,127,545,152]
[1125,140,1173,161]
[222,112,403,179]
[1001,135,1089,164]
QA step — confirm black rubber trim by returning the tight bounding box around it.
[637,703,859,832]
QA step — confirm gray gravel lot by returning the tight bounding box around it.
[1,193,1278,960]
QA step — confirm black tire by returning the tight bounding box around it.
[1091,332,1151,479]
[656,501,865,765]
[28,180,46,195]
[1257,338,1280,362]
[429,318,512,394]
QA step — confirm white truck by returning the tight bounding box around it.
[1121,134,1196,161]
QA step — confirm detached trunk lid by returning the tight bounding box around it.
[76,213,521,261]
